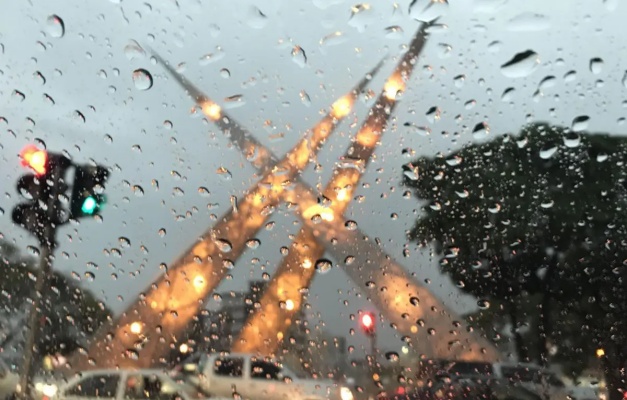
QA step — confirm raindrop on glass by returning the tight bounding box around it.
[291,46,307,68]
[118,237,131,248]
[589,58,603,74]
[315,258,333,274]
[46,15,65,38]
[132,68,153,91]
[572,115,589,132]
[500,50,540,78]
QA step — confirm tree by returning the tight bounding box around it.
[404,122,627,400]
[0,240,111,368]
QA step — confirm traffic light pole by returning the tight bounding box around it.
[18,225,55,400]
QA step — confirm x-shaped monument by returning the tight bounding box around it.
[69,22,498,371]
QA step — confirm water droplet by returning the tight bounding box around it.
[410,296,419,306]
[498,88,514,103]
[132,185,144,197]
[453,74,465,88]
[124,39,145,60]
[199,48,225,66]
[572,115,590,132]
[563,132,581,148]
[300,90,311,107]
[344,220,358,230]
[220,68,231,79]
[13,90,25,102]
[33,71,46,85]
[118,237,131,248]
[246,6,268,29]
[315,259,333,274]
[437,43,453,58]
[79,271,97,284]
[291,46,307,68]
[215,238,233,253]
[487,40,502,53]
[564,70,577,83]
[132,69,153,91]
[409,0,449,22]
[539,145,558,160]
[27,246,40,256]
[477,299,490,310]
[384,25,404,39]
[590,58,604,74]
[319,31,346,49]
[198,187,210,197]
[158,228,166,237]
[500,50,540,78]
[538,75,556,91]
[385,352,400,362]
[246,239,260,249]
[472,122,489,139]
[217,166,232,180]
[46,15,65,38]
[507,12,550,32]
[348,4,375,33]
[103,134,113,144]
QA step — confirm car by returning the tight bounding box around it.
[177,352,354,400]
[38,368,229,400]
[0,359,19,400]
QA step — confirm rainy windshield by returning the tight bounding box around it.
[0,1,625,400]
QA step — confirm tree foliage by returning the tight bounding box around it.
[0,240,111,358]
[404,122,627,394]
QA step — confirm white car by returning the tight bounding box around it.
[0,359,18,400]
[178,353,354,400]
[41,368,228,400]
[443,361,598,400]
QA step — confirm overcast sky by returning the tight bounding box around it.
[1,0,626,356]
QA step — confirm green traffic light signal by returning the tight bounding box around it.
[70,165,109,219]
[81,196,98,214]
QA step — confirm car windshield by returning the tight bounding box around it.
[0,2,624,400]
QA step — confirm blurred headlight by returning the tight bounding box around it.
[42,384,58,397]
[341,387,354,400]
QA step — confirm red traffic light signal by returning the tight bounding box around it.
[360,312,376,336]
[20,145,48,175]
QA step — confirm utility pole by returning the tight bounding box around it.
[11,145,109,399]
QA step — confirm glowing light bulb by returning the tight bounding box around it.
[202,101,222,121]
[130,322,142,334]
[384,74,405,100]
[331,96,353,118]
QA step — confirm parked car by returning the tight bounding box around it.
[436,361,597,400]
[37,368,229,400]
[177,352,354,400]
[0,359,18,400]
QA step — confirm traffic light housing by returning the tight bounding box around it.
[360,312,376,336]
[70,165,109,218]
[13,147,72,240]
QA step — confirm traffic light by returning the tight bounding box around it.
[12,146,72,240]
[70,165,109,218]
[360,312,376,336]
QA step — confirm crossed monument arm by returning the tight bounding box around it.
[70,22,497,371]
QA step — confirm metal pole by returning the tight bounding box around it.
[18,224,55,399]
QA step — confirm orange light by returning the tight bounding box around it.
[331,96,353,118]
[384,73,405,101]
[130,322,142,334]
[201,101,222,121]
[20,145,47,175]
[361,313,374,328]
